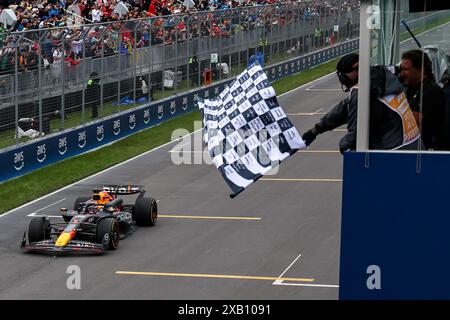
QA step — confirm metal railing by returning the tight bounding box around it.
[0,1,361,150]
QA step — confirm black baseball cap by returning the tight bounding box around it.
[337,53,359,73]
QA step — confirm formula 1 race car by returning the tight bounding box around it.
[20,185,157,254]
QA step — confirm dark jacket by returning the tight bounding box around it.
[405,77,447,150]
[442,82,450,150]
[314,66,412,152]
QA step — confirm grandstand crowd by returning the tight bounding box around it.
[0,0,359,76]
[0,1,358,29]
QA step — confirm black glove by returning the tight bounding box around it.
[339,147,352,154]
[302,128,318,147]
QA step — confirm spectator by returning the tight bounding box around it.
[52,44,63,84]
[399,49,449,150]
[91,4,103,22]
[0,0,360,85]
[188,54,199,86]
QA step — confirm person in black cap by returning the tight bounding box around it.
[302,53,420,153]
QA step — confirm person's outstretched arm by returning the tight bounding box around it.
[302,96,349,146]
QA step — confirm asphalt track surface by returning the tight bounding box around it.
[0,72,347,300]
[1,22,448,300]
[400,20,450,54]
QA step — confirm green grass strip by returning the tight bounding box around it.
[400,14,450,42]
[0,57,340,214]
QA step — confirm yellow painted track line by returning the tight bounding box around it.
[116,271,314,283]
[298,150,340,153]
[260,178,342,182]
[159,214,261,220]
[286,112,327,116]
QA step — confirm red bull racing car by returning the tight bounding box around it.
[20,185,157,254]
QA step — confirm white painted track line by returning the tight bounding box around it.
[273,253,302,285]
[27,198,66,217]
[1,71,337,219]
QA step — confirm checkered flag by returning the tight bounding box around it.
[198,63,306,198]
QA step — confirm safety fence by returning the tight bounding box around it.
[0,37,359,182]
[0,1,360,151]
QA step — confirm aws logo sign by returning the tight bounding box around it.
[78,131,87,149]
[157,105,164,120]
[143,109,150,124]
[170,101,176,115]
[58,137,68,155]
[182,97,188,111]
[14,151,24,171]
[129,114,136,130]
[96,125,104,142]
[113,120,121,136]
[37,144,46,163]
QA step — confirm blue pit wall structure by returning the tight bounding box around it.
[0,39,358,183]
[339,151,450,300]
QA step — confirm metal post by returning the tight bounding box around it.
[133,25,137,106]
[238,10,241,74]
[117,30,121,112]
[295,5,300,57]
[38,40,43,135]
[161,24,165,98]
[100,30,105,117]
[81,34,86,123]
[14,44,19,145]
[186,16,190,91]
[61,39,65,130]
[149,19,153,102]
[387,0,401,65]
[197,17,202,87]
[228,45,231,79]
[356,0,371,151]
[219,16,222,82]
[276,11,280,59]
[208,17,212,87]
[175,19,179,94]
[246,11,250,71]
[338,0,342,28]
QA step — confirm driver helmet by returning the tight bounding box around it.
[96,191,114,205]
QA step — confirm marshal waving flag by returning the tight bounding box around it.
[198,63,306,198]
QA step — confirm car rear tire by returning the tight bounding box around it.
[134,197,157,226]
[96,218,119,250]
[28,217,50,243]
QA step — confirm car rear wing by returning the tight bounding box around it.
[94,185,145,196]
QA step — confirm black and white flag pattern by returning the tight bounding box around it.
[198,63,306,198]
